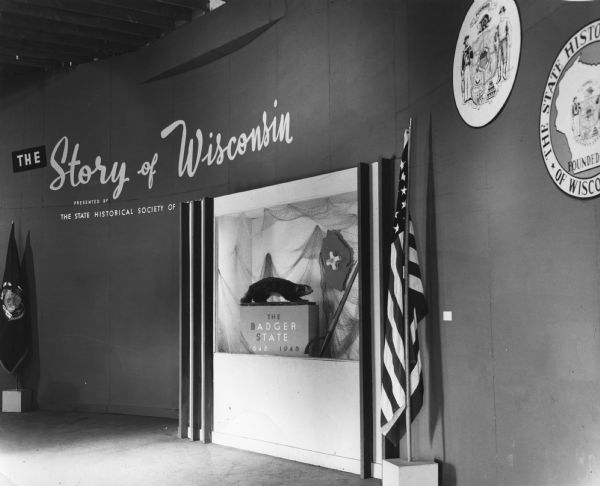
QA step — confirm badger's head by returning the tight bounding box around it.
[297,284,313,297]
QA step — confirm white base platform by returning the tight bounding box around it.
[212,431,361,474]
[2,389,32,413]
[382,459,438,486]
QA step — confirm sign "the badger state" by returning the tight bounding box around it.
[239,304,318,357]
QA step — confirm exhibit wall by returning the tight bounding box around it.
[0,0,599,485]
[404,2,600,486]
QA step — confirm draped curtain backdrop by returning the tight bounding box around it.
[216,192,359,360]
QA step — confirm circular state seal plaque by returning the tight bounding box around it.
[453,0,521,127]
[540,20,600,199]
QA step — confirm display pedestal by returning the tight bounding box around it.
[382,459,438,486]
[2,389,32,413]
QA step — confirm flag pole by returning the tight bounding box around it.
[403,118,413,462]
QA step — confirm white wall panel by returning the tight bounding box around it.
[213,353,361,472]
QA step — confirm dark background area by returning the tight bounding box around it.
[1,1,599,484]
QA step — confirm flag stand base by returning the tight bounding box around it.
[382,458,438,486]
[2,389,32,413]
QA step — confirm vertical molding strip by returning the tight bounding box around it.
[358,163,373,478]
[178,202,191,439]
[201,197,215,443]
[190,201,203,440]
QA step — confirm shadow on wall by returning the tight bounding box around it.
[438,459,457,486]
[21,232,41,410]
[425,116,452,485]
[28,234,82,411]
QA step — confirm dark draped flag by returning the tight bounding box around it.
[0,223,28,374]
[381,129,428,446]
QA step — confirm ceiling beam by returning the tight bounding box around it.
[0,0,206,76]
[0,44,88,65]
[90,0,193,21]
[0,52,57,69]
[0,0,160,38]
[0,12,153,46]
[0,35,104,61]
[158,0,208,11]
[0,21,134,55]
[14,0,177,30]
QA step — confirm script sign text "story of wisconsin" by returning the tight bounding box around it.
[47,100,293,200]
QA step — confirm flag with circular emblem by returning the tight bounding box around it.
[0,223,28,374]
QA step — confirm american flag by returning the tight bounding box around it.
[381,128,427,445]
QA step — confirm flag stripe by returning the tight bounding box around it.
[381,128,427,447]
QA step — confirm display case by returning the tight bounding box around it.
[215,170,360,360]
[211,167,365,473]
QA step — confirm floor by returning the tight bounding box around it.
[0,411,382,486]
